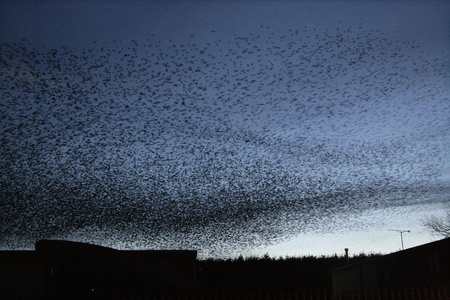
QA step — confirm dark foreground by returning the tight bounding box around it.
[1,239,449,299]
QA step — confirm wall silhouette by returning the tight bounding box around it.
[0,240,197,299]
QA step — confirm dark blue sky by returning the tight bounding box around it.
[0,0,449,258]
[1,1,448,50]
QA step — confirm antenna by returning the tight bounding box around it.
[388,229,410,250]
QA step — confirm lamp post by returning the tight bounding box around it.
[388,229,410,250]
[345,248,349,264]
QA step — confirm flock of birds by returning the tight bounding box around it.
[1,24,449,257]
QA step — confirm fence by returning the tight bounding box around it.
[144,285,449,300]
[334,285,449,300]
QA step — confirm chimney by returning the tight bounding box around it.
[345,248,349,265]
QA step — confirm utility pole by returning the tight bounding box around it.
[388,229,410,250]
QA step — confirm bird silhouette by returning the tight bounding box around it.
[0,24,448,257]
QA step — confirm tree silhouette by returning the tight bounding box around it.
[422,201,450,238]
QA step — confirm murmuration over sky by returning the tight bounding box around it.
[0,0,449,258]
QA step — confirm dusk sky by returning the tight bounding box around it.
[0,0,449,259]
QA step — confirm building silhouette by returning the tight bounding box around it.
[331,238,450,298]
[0,239,198,299]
